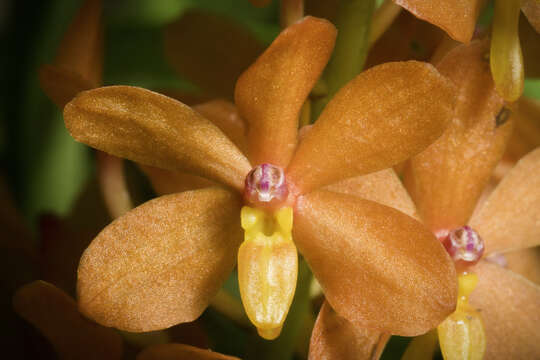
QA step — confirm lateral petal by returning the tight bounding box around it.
[77,188,243,332]
[64,86,251,191]
[137,343,239,360]
[324,168,418,219]
[404,40,512,232]
[309,301,389,360]
[13,281,123,360]
[164,10,264,98]
[293,190,457,336]
[393,0,483,43]
[470,261,540,360]
[235,16,336,167]
[287,61,455,195]
[469,147,540,255]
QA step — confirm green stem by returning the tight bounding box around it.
[312,0,376,120]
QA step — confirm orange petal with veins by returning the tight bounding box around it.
[77,188,243,332]
[324,168,418,219]
[235,16,336,167]
[39,0,103,108]
[293,190,457,336]
[309,301,389,360]
[393,0,483,43]
[64,86,251,191]
[287,61,455,195]
[137,343,239,360]
[164,10,264,99]
[469,147,540,255]
[13,281,123,360]
[404,40,513,232]
[140,100,246,195]
[470,261,540,359]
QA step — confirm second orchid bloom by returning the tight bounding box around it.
[64,17,459,340]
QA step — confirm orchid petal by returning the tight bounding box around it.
[504,98,540,163]
[140,100,246,195]
[309,301,389,360]
[293,190,457,336]
[522,0,540,34]
[39,0,102,108]
[164,10,264,98]
[404,40,512,232]
[502,247,540,285]
[137,343,239,360]
[77,188,242,332]
[324,168,418,219]
[393,0,483,43]
[235,16,336,167]
[13,281,123,360]
[194,100,248,154]
[64,86,251,191]
[287,61,455,195]
[140,165,214,196]
[469,148,540,255]
[470,261,540,359]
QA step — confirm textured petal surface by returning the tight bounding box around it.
[13,281,123,360]
[64,86,250,191]
[40,0,102,108]
[137,344,239,360]
[324,168,418,219]
[77,188,243,332]
[404,41,512,232]
[293,190,457,336]
[287,61,455,195]
[469,147,540,255]
[164,10,264,98]
[470,261,540,360]
[309,301,389,360]
[393,0,483,43]
[235,16,336,167]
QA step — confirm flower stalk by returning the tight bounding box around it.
[312,0,376,119]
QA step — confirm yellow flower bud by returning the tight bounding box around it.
[238,206,298,340]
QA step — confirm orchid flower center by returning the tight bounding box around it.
[244,163,289,210]
[441,226,485,270]
[239,164,297,339]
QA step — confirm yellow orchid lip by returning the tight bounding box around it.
[238,206,298,340]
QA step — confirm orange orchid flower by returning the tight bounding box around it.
[64,16,459,341]
[403,39,540,359]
